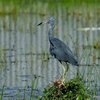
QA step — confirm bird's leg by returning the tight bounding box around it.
[61,64,65,82]
[64,63,69,77]
[60,63,69,83]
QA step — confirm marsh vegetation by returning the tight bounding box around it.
[0,0,100,99]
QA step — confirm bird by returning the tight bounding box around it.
[38,16,79,82]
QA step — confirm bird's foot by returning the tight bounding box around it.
[54,79,64,89]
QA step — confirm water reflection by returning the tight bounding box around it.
[0,10,99,99]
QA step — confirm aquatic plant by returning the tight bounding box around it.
[39,77,92,100]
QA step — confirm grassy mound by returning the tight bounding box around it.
[39,77,92,100]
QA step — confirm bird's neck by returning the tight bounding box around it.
[48,25,55,40]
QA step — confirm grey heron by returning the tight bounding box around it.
[38,16,79,82]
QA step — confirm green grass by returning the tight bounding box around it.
[0,85,5,100]
[0,0,100,15]
[0,47,7,68]
[0,0,99,99]
[39,77,92,100]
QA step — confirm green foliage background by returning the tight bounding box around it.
[0,0,100,14]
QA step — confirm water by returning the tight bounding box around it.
[0,9,100,99]
[0,86,43,100]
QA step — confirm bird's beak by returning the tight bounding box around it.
[37,20,48,26]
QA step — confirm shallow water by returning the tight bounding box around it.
[0,86,43,100]
[0,7,100,99]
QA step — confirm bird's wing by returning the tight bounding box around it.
[50,38,78,66]
[50,38,74,57]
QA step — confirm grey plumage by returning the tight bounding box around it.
[38,16,79,67]
[50,38,79,66]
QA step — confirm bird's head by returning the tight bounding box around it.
[38,16,56,26]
